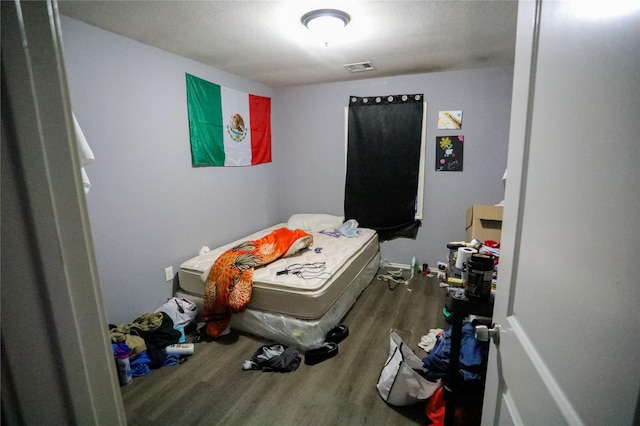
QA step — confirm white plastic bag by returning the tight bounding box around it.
[155,297,198,328]
[376,331,441,406]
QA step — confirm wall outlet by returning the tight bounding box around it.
[164,266,173,282]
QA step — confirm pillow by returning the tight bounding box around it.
[284,235,313,257]
[287,214,344,232]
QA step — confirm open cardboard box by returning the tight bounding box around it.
[465,205,503,242]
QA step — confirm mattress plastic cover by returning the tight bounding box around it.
[176,250,380,350]
[178,224,379,319]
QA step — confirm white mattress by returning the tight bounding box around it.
[178,224,379,319]
[176,251,380,350]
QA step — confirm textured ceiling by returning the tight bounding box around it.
[58,0,519,88]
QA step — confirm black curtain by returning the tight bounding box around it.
[344,94,423,241]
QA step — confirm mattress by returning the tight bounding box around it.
[178,224,379,320]
[176,250,380,350]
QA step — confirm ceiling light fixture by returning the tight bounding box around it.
[301,9,351,46]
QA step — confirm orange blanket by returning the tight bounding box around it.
[203,227,312,338]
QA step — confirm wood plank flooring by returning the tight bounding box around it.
[120,267,447,425]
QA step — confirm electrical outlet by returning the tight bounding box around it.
[164,266,173,282]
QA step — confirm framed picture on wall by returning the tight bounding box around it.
[437,110,463,129]
[435,135,464,171]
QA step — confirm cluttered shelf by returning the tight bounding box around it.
[429,204,501,425]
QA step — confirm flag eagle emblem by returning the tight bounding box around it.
[227,113,247,142]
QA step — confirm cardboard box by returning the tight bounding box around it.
[465,205,503,242]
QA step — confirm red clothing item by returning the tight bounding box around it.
[425,387,445,425]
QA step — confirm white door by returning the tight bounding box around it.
[482,1,640,424]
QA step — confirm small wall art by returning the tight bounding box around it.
[436,135,464,171]
[437,110,463,129]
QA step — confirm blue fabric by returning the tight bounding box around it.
[422,323,489,382]
[338,219,359,237]
[422,329,451,380]
[175,326,186,343]
[130,352,152,377]
[127,350,179,377]
[460,322,486,367]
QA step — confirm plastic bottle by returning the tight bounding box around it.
[114,344,132,386]
[166,343,194,355]
[411,256,417,278]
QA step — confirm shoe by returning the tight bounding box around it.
[325,324,349,344]
[304,342,338,365]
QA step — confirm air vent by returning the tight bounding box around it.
[343,61,376,73]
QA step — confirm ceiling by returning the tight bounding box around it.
[58,0,519,88]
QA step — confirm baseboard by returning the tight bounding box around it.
[385,262,410,270]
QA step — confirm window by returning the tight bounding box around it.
[344,94,426,241]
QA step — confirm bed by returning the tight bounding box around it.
[175,217,380,350]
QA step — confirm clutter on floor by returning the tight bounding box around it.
[240,323,350,371]
[421,322,489,383]
[324,323,349,344]
[376,332,441,406]
[418,328,444,353]
[304,342,338,365]
[376,268,407,289]
[441,238,500,296]
[374,308,490,424]
[242,343,301,372]
[418,238,496,425]
[304,322,349,365]
[373,238,496,424]
[109,297,199,385]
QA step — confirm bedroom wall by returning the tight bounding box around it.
[60,17,280,324]
[61,16,512,324]
[275,67,513,267]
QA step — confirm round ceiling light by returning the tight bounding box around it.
[301,9,351,46]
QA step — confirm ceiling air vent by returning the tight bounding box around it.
[343,61,375,73]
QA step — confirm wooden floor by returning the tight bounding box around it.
[121,267,447,426]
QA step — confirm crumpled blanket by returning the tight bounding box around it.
[203,227,312,338]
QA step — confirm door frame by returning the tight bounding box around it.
[481,0,542,422]
[1,1,125,423]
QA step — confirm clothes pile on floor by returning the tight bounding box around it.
[109,297,198,383]
[421,322,489,383]
[421,321,490,425]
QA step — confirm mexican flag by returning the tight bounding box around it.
[186,73,271,167]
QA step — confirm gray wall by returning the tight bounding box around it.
[61,16,512,324]
[276,69,513,267]
[61,17,280,324]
